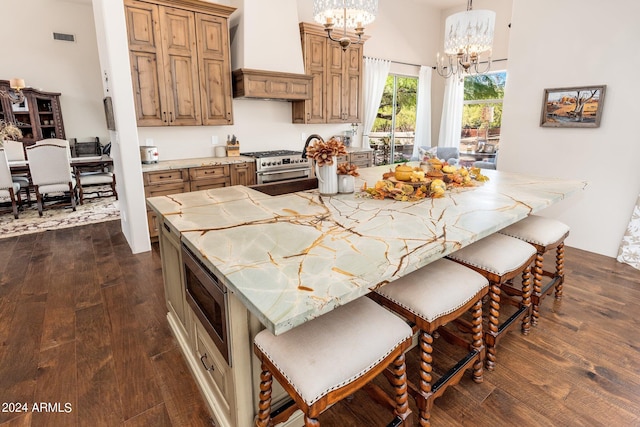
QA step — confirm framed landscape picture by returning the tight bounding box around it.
[540,85,606,128]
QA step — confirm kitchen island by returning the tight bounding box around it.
[147,166,586,427]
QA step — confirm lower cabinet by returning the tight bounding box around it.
[157,218,187,334]
[337,150,373,169]
[189,165,230,191]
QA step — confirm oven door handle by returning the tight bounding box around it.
[258,167,311,176]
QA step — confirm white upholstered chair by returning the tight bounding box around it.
[26,140,77,216]
[75,169,117,204]
[0,148,22,218]
[2,140,31,203]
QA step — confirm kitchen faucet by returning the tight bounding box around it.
[301,134,324,159]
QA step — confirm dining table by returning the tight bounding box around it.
[9,155,114,176]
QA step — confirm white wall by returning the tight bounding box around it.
[3,0,109,142]
[499,0,640,257]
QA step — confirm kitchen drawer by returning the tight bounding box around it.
[144,169,189,186]
[350,151,372,166]
[190,178,228,192]
[144,181,191,198]
[193,316,232,415]
[336,155,349,164]
[189,165,230,181]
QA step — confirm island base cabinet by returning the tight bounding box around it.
[158,219,187,334]
[166,293,305,426]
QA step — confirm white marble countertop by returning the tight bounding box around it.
[141,156,254,172]
[147,165,586,335]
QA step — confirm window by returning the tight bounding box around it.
[460,71,506,155]
[370,74,418,165]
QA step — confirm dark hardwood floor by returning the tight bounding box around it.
[1,220,639,426]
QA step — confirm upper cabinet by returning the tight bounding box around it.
[292,23,365,125]
[124,0,235,127]
[0,80,65,143]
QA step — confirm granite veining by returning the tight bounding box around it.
[147,165,587,335]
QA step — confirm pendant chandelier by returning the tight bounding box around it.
[436,0,495,81]
[313,0,378,51]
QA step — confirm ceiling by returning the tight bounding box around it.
[411,0,467,9]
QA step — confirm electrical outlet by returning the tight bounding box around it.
[301,132,306,142]
[145,138,154,146]
[211,135,219,145]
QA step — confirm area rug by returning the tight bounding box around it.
[0,196,120,239]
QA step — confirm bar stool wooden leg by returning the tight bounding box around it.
[471,298,484,383]
[390,353,410,420]
[417,330,433,427]
[485,282,500,371]
[555,242,565,299]
[256,366,272,427]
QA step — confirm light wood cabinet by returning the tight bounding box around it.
[189,165,230,191]
[229,162,256,186]
[336,151,373,169]
[292,23,365,124]
[124,0,234,127]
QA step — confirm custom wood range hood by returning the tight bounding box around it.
[229,0,311,101]
[232,68,312,101]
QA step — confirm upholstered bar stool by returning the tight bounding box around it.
[447,233,538,371]
[499,215,570,326]
[254,296,413,427]
[368,258,489,427]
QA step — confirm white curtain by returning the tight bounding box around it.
[411,66,432,160]
[617,195,640,270]
[362,57,391,148]
[437,76,464,148]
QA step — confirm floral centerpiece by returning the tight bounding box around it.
[305,137,348,166]
[337,162,359,177]
[0,119,23,144]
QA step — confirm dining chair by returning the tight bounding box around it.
[3,140,31,204]
[75,169,117,204]
[0,148,22,218]
[26,140,77,216]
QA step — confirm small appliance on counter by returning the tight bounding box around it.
[140,146,159,164]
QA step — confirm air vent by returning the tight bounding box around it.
[53,32,75,42]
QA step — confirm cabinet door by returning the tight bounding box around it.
[196,13,233,125]
[124,0,168,126]
[327,43,362,123]
[159,220,187,332]
[293,33,327,124]
[230,162,256,186]
[343,43,363,123]
[160,6,202,126]
[326,43,345,123]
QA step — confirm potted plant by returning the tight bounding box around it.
[305,137,348,195]
[337,162,359,193]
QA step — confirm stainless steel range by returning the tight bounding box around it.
[241,150,312,184]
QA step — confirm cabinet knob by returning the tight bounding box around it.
[163,112,168,123]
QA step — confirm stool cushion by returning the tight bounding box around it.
[374,258,488,323]
[254,296,412,407]
[448,233,536,276]
[500,215,570,246]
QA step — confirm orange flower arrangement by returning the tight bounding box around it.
[337,162,359,177]
[305,137,348,167]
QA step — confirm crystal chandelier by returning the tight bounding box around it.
[313,0,378,51]
[0,78,25,104]
[436,0,495,81]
